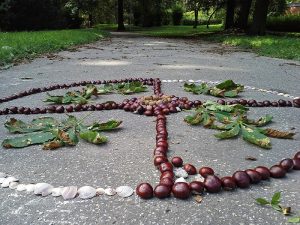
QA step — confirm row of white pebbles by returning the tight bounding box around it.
[161,79,299,100]
[0,168,201,201]
[0,172,134,200]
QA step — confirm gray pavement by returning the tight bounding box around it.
[0,32,299,225]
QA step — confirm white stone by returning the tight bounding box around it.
[51,187,63,197]
[78,186,96,199]
[174,168,189,178]
[116,186,134,198]
[34,183,54,197]
[175,177,187,183]
[9,182,19,189]
[104,188,116,196]
[16,184,27,191]
[26,184,35,193]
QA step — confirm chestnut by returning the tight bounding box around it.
[154,156,168,167]
[199,167,214,178]
[183,164,197,175]
[255,166,270,180]
[171,157,183,167]
[189,181,204,194]
[66,106,74,112]
[294,152,300,160]
[160,177,174,187]
[136,183,153,199]
[280,158,294,171]
[270,165,286,178]
[245,169,262,184]
[159,162,173,173]
[293,158,300,170]
[55,106,64,113]
[204,175,222,193]
[233,171,251,188]
[154,185,171,199]
[160,171,174,180]
[172,182,190,199]
[221,177,236,191]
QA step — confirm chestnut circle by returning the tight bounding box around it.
[0,77,299,201]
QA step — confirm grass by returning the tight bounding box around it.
[0,28,108,67]
[205,34,300,61]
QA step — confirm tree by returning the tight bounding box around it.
[225,0,235,29]
[186,0,202,28]
[235,0,252,30]
[117,0,125,31]
[249,0,270,35]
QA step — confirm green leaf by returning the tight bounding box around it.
[89,120,122,131]
[241,125,271,149]
[116,81,147,94]
[97,83,114,94]
[256,198,270,205]
[209,87,225,97]
[82,85,98,98]
[2,132,55,148]
[215,123,240,139]
[43,93,64,104]
[263,128,295,139]
[184,113,203,125]
[271,192,281,205]
[271,204,283,212]
[79,130,108,144]
[246,115,273,126]
[215,80,238,90]
[214,111,232,124]
[288,217,300,223]
[184,83,210,95]
[4,117,58,133]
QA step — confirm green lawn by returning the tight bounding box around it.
[116,24,299,61]
[0,28,108,67]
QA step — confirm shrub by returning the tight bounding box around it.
[172,5,184,25]
[267,15,300,32]
[182,18,222,26]
[162,9,172,25]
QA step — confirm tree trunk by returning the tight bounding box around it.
[236,0,252,30]
[193,9,198,28]
[249,0,270,35]
[225,0,235,29]
[117,0,125,31]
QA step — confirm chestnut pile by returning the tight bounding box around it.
[136,114,300,200]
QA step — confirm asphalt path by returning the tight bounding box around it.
[0,32,299,225]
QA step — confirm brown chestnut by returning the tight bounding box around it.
[255,166,270,180]
[294,152,300,160]
[172,182,190,199]
[160,177,174,187]
[204,175,222,193]
[270,165,286,178]
[171,157,183,167]
[183,164,197,175]
[189,181,204,194]
[221,177,236,191]
[136,183,153,199]
[233,171,251,188]
[280,158,294,171]
[159,162,173,173]
[160,171,174,180]
[245,169,262,184]
[154,185,171,199]
[154,156,168,167]
[293,158,300,170]
[199,167,214,178]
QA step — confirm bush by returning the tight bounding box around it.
[0,0,82,31]
[267,15,300,32]
[172,5,184,25]
[182,18,222,26]
[162,9,172,25]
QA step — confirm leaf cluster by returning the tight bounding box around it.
[44,81,148,104]
[2,115,122,150]
[184,79,244,98]
[184,101,295,149]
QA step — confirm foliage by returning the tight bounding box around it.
[0,28,108,67]
[0,0,82,31]
[184,80,244,98]
[267,15,300,32]
[44,82,148,104]
[2,115,122,150]
[184,101,295,149]
[172,5,184,25]
[269,0,287,16]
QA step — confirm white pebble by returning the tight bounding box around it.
[16,184,27,191]
[26,184,35,193]
[9,182,19,189]
[175,177,187,183]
